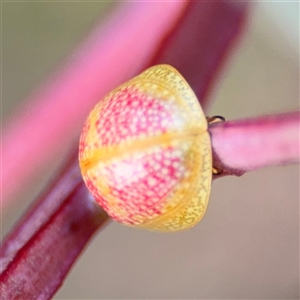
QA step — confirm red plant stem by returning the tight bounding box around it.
[210,111,300,177]
[152,1,251,107]
[0,153,110,300]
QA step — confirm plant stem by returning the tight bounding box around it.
[0,152,110,300]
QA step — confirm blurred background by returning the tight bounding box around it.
[2,2,299,299]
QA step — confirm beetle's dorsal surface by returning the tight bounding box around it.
[79,64,212,232]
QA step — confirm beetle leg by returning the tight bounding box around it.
[206,115,225,124]
[207,115,225,175]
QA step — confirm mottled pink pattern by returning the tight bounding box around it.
[96,146,186,225]
[95,86,177,146]
[78,64,215,232]
[78,66,200,227]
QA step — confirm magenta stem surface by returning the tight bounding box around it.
[210,111,300,177]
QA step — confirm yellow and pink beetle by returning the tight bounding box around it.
[79,65,218,232]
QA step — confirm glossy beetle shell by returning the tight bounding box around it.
[79,64,212,232]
